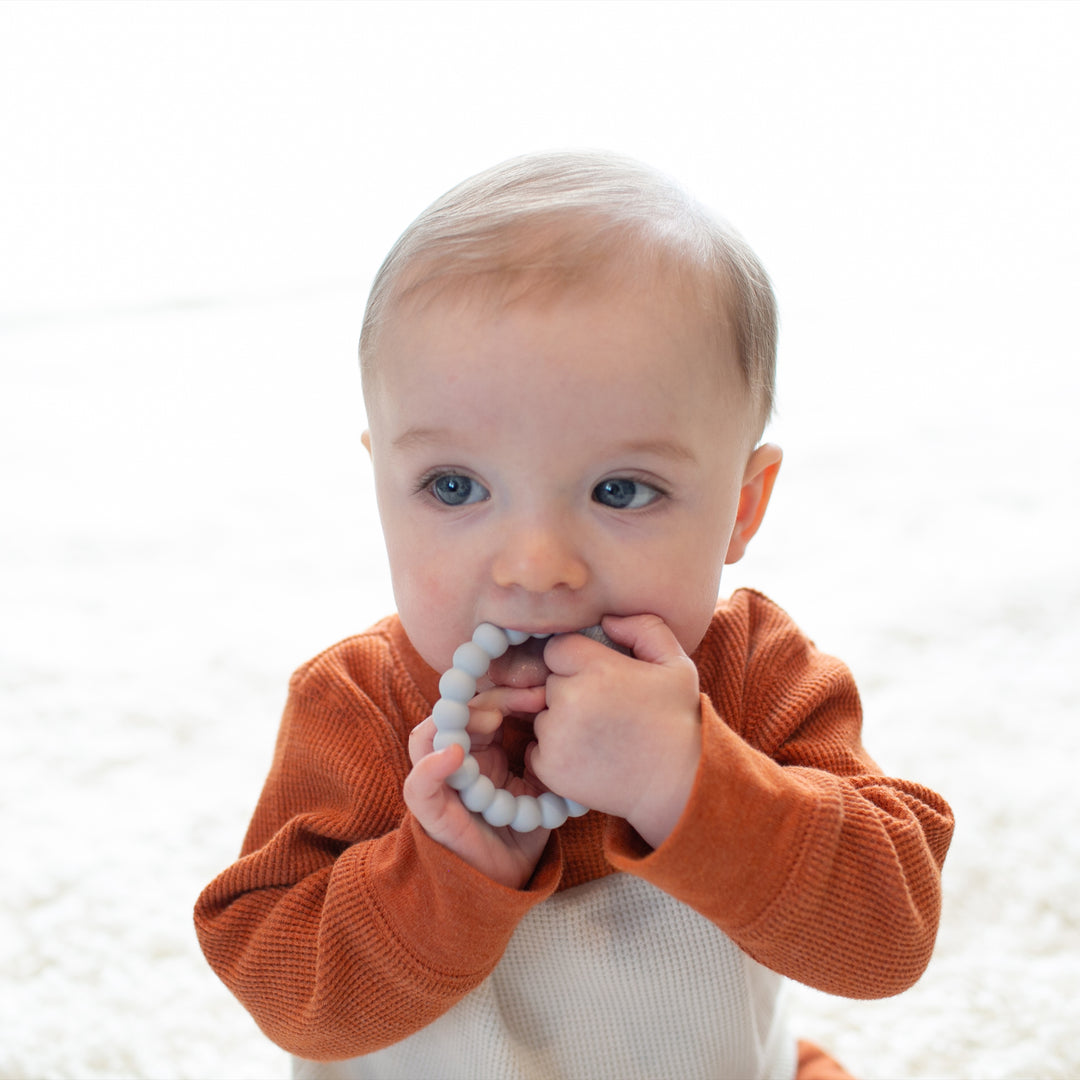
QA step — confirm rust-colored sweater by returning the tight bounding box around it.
[195,590,953,1063]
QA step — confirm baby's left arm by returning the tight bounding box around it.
[597,594,954,1000]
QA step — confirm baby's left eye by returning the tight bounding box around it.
[592,478,662,510]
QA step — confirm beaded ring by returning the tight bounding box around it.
[430,623,616,832]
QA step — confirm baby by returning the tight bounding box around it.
[196,151,954,1079]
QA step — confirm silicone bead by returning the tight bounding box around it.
[446,753,480,791]
[460,773,496,813]
[504,628,530,646]
[452,641,492,679]
[538,791,569,830]
[578,623,633,655]
[438,667,476,703]
[511,795,543,833]
[472,622,510,658]
[432,698,470,729]
[433,729,471,754]
[481,787,517,828]
[564,798,589,818]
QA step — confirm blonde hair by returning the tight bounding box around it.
[359,151,777,429]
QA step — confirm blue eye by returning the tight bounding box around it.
[430,474,489,506]
[593,478,661,510]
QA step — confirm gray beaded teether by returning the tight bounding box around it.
[430,623,593,832]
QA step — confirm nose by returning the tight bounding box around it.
[491,519,589,594]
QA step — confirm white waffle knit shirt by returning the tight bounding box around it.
[293,873,797,1080]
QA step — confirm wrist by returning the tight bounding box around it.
[627,716,702,850]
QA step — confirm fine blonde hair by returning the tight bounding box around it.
[359,151,778,429]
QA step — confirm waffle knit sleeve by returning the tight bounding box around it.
[605,589,954,999]
[193,624,561,1061]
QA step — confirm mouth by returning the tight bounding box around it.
[486,624,626,689]
[487,634,553,689]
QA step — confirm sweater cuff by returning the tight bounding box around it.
[362,813,563,979]
[603,694,821,933]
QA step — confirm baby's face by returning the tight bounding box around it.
[364,281,761,683]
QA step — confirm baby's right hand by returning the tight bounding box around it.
[404,686,551,890]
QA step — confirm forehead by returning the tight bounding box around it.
[365,278,751,451]
[366,258,738,391]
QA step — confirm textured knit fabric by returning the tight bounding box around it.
[194,589,954,1073]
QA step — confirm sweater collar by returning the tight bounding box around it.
[388,615,443,706]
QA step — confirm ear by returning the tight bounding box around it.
[361,430,372,460]
[725,443,782,565]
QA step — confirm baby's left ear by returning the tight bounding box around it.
[725,443,782,564]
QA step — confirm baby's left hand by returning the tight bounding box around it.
[530,614,702,849]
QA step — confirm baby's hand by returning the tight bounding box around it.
[530,614,702,848]
[404,685,551,890]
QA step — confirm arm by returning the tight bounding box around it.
[604,590,954,999]
[194,643,561,1060]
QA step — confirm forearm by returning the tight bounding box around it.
[605,701,954,999]
[738,768,953,997]
[195,813,561,1059]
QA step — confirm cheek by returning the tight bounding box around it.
[389,543,454,622]
[384,532,477,670]
[618,519,730,650]
[657,572,725,655]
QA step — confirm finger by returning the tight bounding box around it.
[467,686,547,751]
[542,631,608,676]
[522,739,551,796]
[466,704,508,744]
[601,613,689,666]
[408,716,436,766]
[402,742,469,823]
[470,684,547,716]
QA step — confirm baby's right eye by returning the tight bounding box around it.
[428,473,489,506]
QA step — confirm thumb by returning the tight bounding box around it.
[600,613,689,666]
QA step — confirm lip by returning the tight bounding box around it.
[502,625,589,638]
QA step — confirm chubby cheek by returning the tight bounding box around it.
[373,489,450,662]
[653,585,722,658]
[386,539,475,673]
[619,539,727,655]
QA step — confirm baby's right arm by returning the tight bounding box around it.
[194,650,560,1061]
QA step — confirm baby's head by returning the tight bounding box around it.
[359,151,782,678]
[361,150,777,435]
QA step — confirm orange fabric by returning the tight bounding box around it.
[195,589,953,1062]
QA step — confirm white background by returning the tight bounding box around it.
[2,2,1078,1077]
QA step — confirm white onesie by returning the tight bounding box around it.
[294,873,796,1080]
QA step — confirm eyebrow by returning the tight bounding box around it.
[391,426,455,450]
[392,428,697,463]
[613,438,698,463]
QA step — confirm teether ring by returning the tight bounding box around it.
[430,623,594,832]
